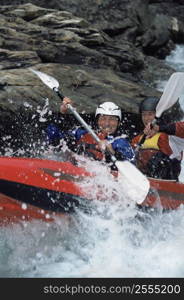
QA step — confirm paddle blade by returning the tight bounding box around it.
[30,68,59,90]
[156,72,184,118]
[115,160,150,204]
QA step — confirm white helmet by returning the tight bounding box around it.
[95,102,121,120]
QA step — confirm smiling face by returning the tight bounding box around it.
[141,111,156,126]
[97,114,119,135]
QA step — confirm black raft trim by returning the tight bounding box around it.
[0,179,89,213]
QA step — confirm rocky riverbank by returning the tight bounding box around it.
[0,0,184,152]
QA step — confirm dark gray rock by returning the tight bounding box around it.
[0,1,183,152]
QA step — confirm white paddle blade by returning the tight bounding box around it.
[30,68,59,90]
[156,72,184,118]
[115,160,150,204]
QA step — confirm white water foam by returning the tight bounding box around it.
[166,44,184,71]
[0,153,184,278]
[1,196,184,278]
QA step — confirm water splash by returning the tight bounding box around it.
[1,197,184,278]
[166,45,184,71]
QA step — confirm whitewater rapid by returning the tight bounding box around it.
[0,173,184,278]
[1,148,184,278]
[0,45,184,278]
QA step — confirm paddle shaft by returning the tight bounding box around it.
[54,87,117,163]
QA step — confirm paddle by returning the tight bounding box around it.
[30,68,150,204]
[136,72,184,152]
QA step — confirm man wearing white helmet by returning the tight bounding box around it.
[46,97,135,167]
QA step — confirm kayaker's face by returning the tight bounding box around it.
[141,111,156,126]
[97,115,119,135]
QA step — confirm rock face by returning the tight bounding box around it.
[0,1,183,151]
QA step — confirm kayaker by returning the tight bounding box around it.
[131,97,183,180]
[46,97,135,169]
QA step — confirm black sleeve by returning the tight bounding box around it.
[159,123,176,135]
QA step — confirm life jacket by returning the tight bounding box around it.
[139,133,160,150]
[77,132,107,160]
[135,133,160,171]
[135,133,181,180]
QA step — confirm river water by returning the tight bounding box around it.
[0,45,184,278]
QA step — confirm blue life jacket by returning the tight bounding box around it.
[46,123,135,162]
